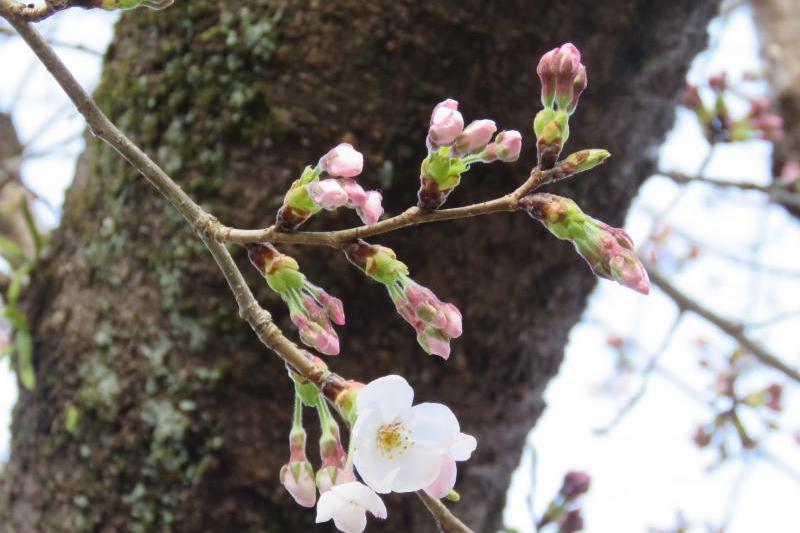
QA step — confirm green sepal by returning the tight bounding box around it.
[266,267,305,293]
[369,251,409,285]
[293,378,321,408]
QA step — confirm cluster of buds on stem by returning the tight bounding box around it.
[98,0,173,9]
[248,243,345,355]
[276,144,384,230]
[520,193,650,294]
[315,397,356,493]
[419,99,522,209]
[534,43,587,168]
[538,470,591,532]
[681,73,784,143]
[343,240,463,359]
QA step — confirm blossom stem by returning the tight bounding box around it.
[293,393,304,430]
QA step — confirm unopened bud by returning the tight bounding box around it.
[534,109,569,169]
[280,461,316,508]
[428,99,465,148]
[334,380,364,425]
[537,43,587,113]
[560,471,591,500]
[319,143,364,178]
[560,149,610,176]
[455,119,497,155]
[492,130,523,162]
[521,193,650,294]
[445,490,461,502]
[307,179,349,210]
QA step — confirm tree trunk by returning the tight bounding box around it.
[754,0,800,199]
[0,1,718,532]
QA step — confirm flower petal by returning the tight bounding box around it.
[356,375,414,422]
[387,446,443,492]
[333,508,368,533]
[408,402,460,447]
[424,457,457,499]
[451,433,477,461]
[316,489,345,523]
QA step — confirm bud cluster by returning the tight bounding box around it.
[521,193,650,294]
[419,99,522,209]
[538,470,591,532]
[681,73,784,144]
[280,384,359,510]
[343,240,463,359]
[534,43,587,168]
[248,243,345,355]
[276,143,384,230]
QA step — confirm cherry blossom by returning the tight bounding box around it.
[315,482,387,533]
[351,375,476,494]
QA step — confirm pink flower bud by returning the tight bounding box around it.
[560,471,591,500]
[693,425,712,448]
[609,253,650,295]
[428,99,465,147]
[320,143,364,178]
[562,509,585,533]
[537,43,587,113]
[681,85,703,110]
[340,178,368,207]
[307,179,349,210]
[455,119,497,154]
[765,383,783,412]
[494,130,522,162]
[292,313,340,356]
[316,291,346,326]
[749,113,784,141]
[779,161,800,185]
[441,303,463,338]
[356,190,384,225]
[280,461,317,508]
[417,327,451,360]
[708,72,727,92]
[317,465,357,493]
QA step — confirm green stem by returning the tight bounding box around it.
[292,392,304,430]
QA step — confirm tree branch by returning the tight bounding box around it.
[645,262,800,384]
[661,170,800,209]
[0,6,473,530]
[417,492,473,533]
[217,168,551,247]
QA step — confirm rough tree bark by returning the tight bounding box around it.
[0,1,718,532]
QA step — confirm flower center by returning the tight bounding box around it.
[376,422,411,459]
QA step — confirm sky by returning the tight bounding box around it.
[1,4,799,533]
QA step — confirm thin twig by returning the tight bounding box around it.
[645,263,800,384]
[218,168,550,247]
[661,171,800,209]
[594,312,685,435]
[0,25,102,55]
[417,491,473,533]
[0,6,473,530]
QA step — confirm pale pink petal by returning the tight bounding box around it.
[424,457,457,499]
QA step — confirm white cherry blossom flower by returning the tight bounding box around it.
[351,375,476,494]
[315,481,387,533]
